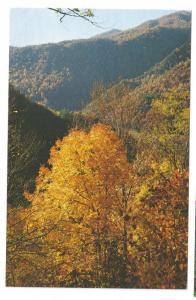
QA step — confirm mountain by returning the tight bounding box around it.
[8,86,68,206]
[144,41,191,76]
[9,11,191,110]
[92,29,122,39]
[112,10,191,43]
[83,57,190,163]
[7,10,191,289]
[113,40,191,89]
[84,58,190,119]
[8,85,97,206]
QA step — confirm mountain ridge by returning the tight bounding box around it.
[9,11,191,110]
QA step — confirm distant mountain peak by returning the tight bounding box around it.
[91,29,122,39]
[112,11,191,43]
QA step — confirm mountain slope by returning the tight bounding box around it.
[8,86,98,206]
[8,85,68,206]
[145,41,191,75]
[85,58,190,121]
[83,57,190,165]
[9,11,191,110]
[91,29,122,39]
[112,10,191,43]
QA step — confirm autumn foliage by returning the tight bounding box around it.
[7,120,188,288]
[7,10,191,288]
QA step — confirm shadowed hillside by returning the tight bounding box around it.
[8,86,68,206]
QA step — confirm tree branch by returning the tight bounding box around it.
[48,8,103,28]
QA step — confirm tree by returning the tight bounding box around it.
[128,170,188,288]
[6,122,188,288]
[88,81,138,161]
[137,85,189,174]
[48,8,99,27]
[8,124,136,287]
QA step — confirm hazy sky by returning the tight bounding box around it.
[10,9,176,47]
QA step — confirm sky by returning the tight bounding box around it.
[10,9,176,47]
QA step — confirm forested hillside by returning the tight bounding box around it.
[8,86,97,206]
[9,11,191,110]
[7,10,191,289]
[8,86,67,206]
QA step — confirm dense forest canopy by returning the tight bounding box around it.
[9,11,191,110]
[7,10,191,289]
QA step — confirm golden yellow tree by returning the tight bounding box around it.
[7,120,188,288]
[21,123,136,287]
